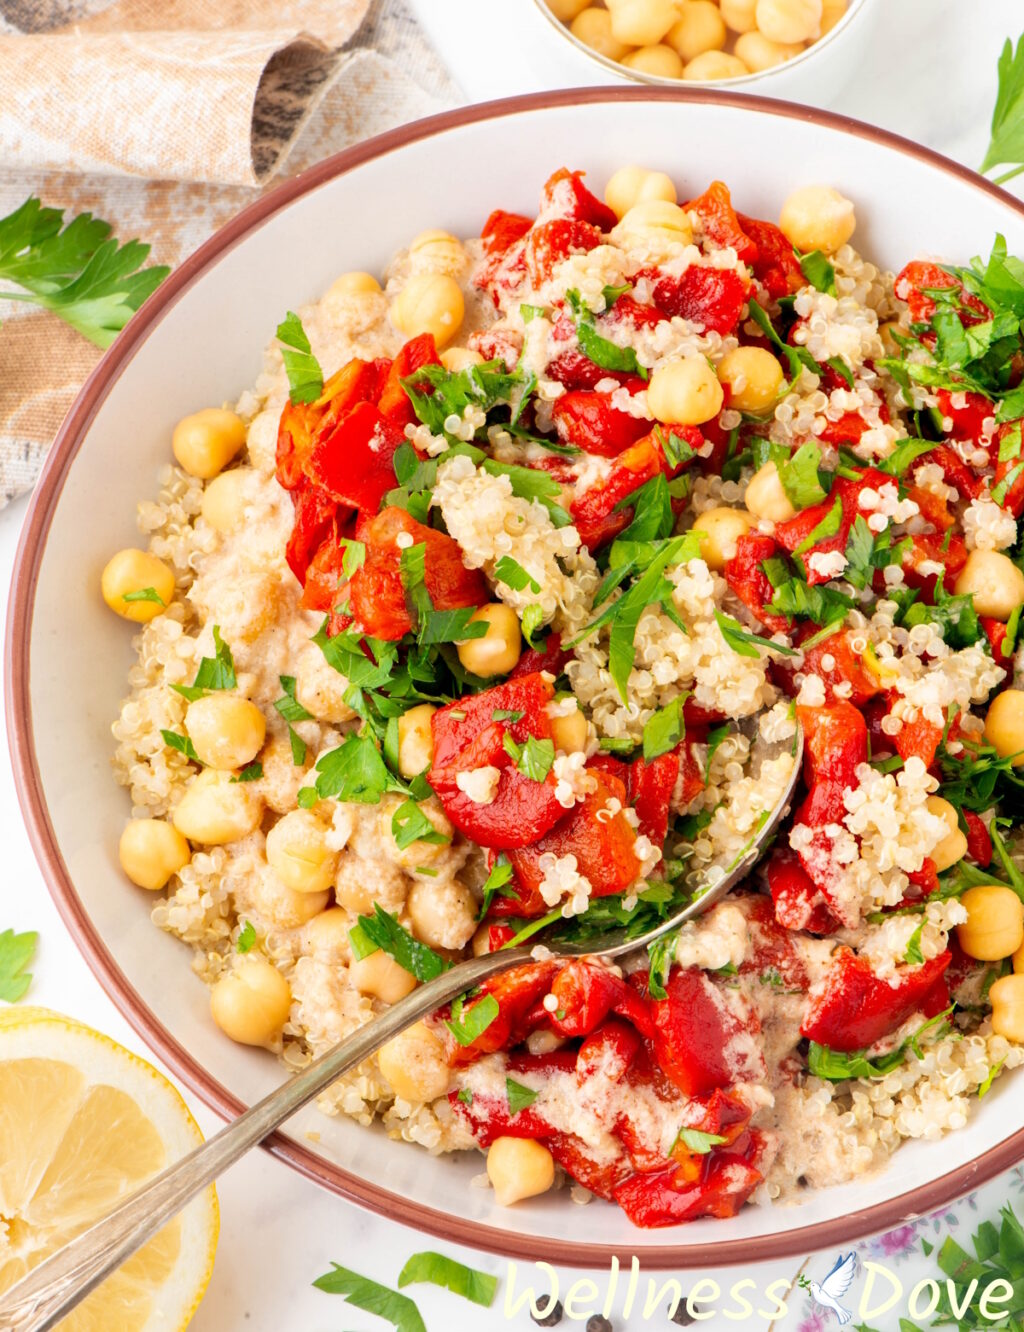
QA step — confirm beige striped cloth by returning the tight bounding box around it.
[0,0,461,504]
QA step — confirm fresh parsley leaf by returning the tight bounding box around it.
[676,1127,728,1155]
[479,854,516,918]
[843,514,876,590]
[768,578,855,627]
[0,196,169,348]
[704,723,731,781]
[565,288,648,379]
[276,310,323,405]
[808,1007,953,1081]
[642,695,685,762]
[521,603,545,647]
[160,729,200,762]
[503,734,555,782]
[445,993,500,1046]
[312,1264,426,1332]
[599,736,636,755]
[351,904,449,982]
[309,732,398,804]
[457,1086,474,1104]
[877,437,936,477]
[121,586,165,606]
[506,1077,539,1115]
[616,473,675,544]
[658,427,698,470]
[391,799,449,851]
[236,921,256,954]
[482,458,572,527]
[493,708,525,722]
[901,574,982,649]
[314,623,399,689]
[397,1253,497,1309]
[797,249,838,296]
[493,555,541,594]
[714,610,797,659]
[748,299,819,385]
[647,933,675,1001]
[231,761,263,783]
[779,442,828,510]
[982,34,1024,185]
[274,674,313,723]
[400,542,433,632]
[979,1058,1006,1097]
[194,626,237,692]
[402,359,536,436]
[793,494,843,557]
[904,921,925,965]
[0,929,38,1001]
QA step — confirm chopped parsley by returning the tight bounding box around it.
[121,586,165,606]
[714,610,797,659]
[478,854,516,918]
[160,729,200,762]
[236,920,256,954]
[506,1077,539,1115]
[807,1007,953,1081]
[349,904,449,982]
[276,310,323,405]
[0,928,38,1001]
[170,625,237,701]
[796,248,838,297]
[565,288,648,380]
[397,1253,497,1309]
[313,1265,426,1332]
[493,555,541,594]
[642,694,686,762]
[502,733,555,782]
[445,992,500,1046]
[676,1127,727,1155]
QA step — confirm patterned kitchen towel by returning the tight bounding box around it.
[0,0,461,503]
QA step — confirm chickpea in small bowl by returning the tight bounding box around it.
[537,0,871,93]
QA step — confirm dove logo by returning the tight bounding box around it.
[797,1252,858,1325]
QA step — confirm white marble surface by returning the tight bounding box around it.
[5,2,1024,1327]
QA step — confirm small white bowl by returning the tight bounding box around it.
[532,0,879,105]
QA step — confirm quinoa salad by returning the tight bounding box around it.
[105,165,1024,1228]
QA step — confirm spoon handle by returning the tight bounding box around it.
[0,947,534,1332]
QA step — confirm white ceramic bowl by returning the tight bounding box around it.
[531,0,880,103]
[9,89,1024,1268]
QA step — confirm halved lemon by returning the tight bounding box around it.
[0,1007,218,1330]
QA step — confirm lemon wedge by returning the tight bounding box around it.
[0,1007,218,1330]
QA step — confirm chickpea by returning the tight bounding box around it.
[923,796,968,873]
[548,0,590,18]
[472,923,496,957]
[720,0,757,30]
[606,0,680,46]
[622,44,685,77]
[988,973,1024,1043]
[201,468,251,534]
[407,878,477,951]
[878,320,901,356]
[390,273,465,348]
[101,549,176,623]
[647,356,724,426]
[350,950,418,1003]
[294,652,357,725]
[779,184,856,255]
[1014,936,1024,974]
[377,1020,450,1101]
[253,871,329,928]
[819,0,847,32]
[397,703,437,777]
[210,956,291,1048]
[486,1137,556,1207]
[717,346,785,414]
[984,690,1024,767]
[666,1,727,61]
[954,550,1024,621]
[456,604,522,678]
[734,30,802,69]
[440,347,484,373]
[379,794,452,870]
[604,166,678,221]
[570,7,630,59]
[171,769,262,845]
[692,506,753,571]
[957,885,1024,961]
[118,819,191,891]
[613,199,693,259]
[265,808,337,894]
[184,694,265,771]
[409,229,467,278]
[327,271,381,298]
[755,0,821,43]
[683,50,749,79]
[550,703,589,753]
[172,408,246,480]
[334,863,376,915]
[744,460,797,523]
[304,907,352,957]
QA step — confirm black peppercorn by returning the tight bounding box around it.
[586,1317,613,1332]
[531,1299,563,1327]
[670,1300,696,1327]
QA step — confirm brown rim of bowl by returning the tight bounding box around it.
[7,86,1024,1269]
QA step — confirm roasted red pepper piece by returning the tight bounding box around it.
[570,436,662,550]
[429,673,567,850]
[275,355,391,492]
[306,401,405,515]
[901,532,967,596]
[927,442,985,500]
[650,967,752,1097]
[800,947,952,1051]
[613,1145,764,1227]
[738,212,805,298]
[895,260,991,327]
[684,181,757,264]
[481,208,533,255]
[577,1018,643,1083]
[448,1090,554,1145]
[551,388,651,456]
[442,961,558,1068]
[540,167,618,231]
[773,468,891,586]
[893,714,944,768]
[936,388,995,442]
[982,615,1013,667]
[376,333,441,429]
[347,506,486,641]
[767,848,839,933]
[963,810,993,867]
[723,531,789,632]
[545,959,654,1041]
[525,217,603,287]
[650,266,749,334]
[775,626,881,706]
[508,771,642,904]
[284,481,344,585]
[549,1134,632,1201]
[509,631,573,680]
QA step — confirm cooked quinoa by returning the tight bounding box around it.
[107,166,1024,1229]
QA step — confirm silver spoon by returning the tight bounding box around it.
[0,720,802,1332]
